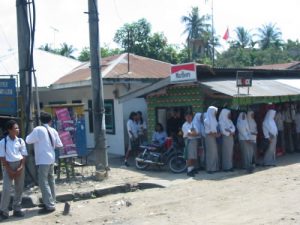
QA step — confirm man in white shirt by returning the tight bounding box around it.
[26,112,63,214]
[0,120,27,220]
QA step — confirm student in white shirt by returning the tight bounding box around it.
[182,111,199,177]
[219,108,235,172]
[237,112,255,173]
[136,111,147,145]
[124,112,138,166]
[0,120,27,220]
[26,112,63,214]
[204,106,219,174]
[263,109,278,166]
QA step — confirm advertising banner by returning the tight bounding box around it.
[0,78,17,116]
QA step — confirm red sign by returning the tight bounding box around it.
[170,63,197,83]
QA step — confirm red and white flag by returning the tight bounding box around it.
[223,27,229,41]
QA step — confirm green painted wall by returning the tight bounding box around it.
[146,84,204,139]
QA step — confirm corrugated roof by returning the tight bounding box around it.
[250,61,300,70]
[0,49,81,87]
[54,53,172,85]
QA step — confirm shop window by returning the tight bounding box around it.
[72,100,82,104]
[49,101,67,105]
[88,99,115,134]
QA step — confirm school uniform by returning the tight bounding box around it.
[127,119,139,150]
[193,112,205,168]
[0,136,27,216]
[247,111,258,163]
[219,109,235,171]
[26,124,63,211]
[237,112,253,171]
[204,106,219,173]
[182,122,199,160]
[263,110,278,166]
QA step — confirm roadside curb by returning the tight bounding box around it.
[20,180,167,208]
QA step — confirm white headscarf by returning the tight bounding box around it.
[263,109,278,138]
[204,106,218,134]
[218,108,235,136]
[247,111,257,134]
[237,112,251,140]
[192,112,205,137]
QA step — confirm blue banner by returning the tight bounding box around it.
[0,78,17,116]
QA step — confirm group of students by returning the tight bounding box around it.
[0,112,63,220]
[182,106,278,177]
[124,111,147,166]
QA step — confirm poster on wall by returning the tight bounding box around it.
[55,108,77,157]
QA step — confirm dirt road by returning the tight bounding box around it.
[6,155,300,225]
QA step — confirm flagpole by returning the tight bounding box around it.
[211,0,215,67]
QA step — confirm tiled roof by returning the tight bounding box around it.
[250,61,300,70]
[54,53,172,85]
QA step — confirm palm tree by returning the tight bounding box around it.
[181,7,211,61]
[59,42,76,58]
[234,27,252,48]
[257,23,282,50]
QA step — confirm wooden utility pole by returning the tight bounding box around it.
[88,0,108,169]
[16,0,36,183]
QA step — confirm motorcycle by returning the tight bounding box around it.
[135,138,187,173]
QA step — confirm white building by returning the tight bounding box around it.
[39,53,171,155]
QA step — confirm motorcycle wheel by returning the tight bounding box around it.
[135,153,149,170]
[168,154,187,173]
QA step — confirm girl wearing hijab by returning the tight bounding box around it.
[247,110,258,165]
[237,112,254,173]
[192,112,205,169]
[219,109,235,172]
[204,106,219,173]
[263,109,278,166]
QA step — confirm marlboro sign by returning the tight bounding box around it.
[170,63,197,83]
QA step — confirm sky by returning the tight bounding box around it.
[0,0,299,57]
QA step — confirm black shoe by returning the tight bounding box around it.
[13,210,25,217]
[37,203,46,208]
[124,161,130,167]
[187,171,195,177]
[192,168,199,174]
[38,208,55,215]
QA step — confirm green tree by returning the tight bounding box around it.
[257,23,282,49]
[181,7,211,61]
[59,42,76,58]
[233,27,252,48]
[284,39,300,60]
[114,18,151,56]
[78,47,90,62]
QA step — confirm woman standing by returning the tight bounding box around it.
[0,120,27,219]
[247,110,258,165]
[237,112,254,173]
[193,112,206,169]
[219,109,235,172]
[204,106,219,174]
[124,112,138,167]
[263,109,278,166]
[136,111,147,145]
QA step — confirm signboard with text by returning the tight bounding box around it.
[170,63,197,83]
[236,71,253,87]
[0,78,17,116]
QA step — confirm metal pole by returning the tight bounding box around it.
[88,0,108,169]
[16,0,36,183]
[211,0,215,67]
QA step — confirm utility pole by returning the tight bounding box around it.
[16,0,36,183]
[88,0,108,170]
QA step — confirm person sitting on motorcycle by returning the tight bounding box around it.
[151,123,167,148]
